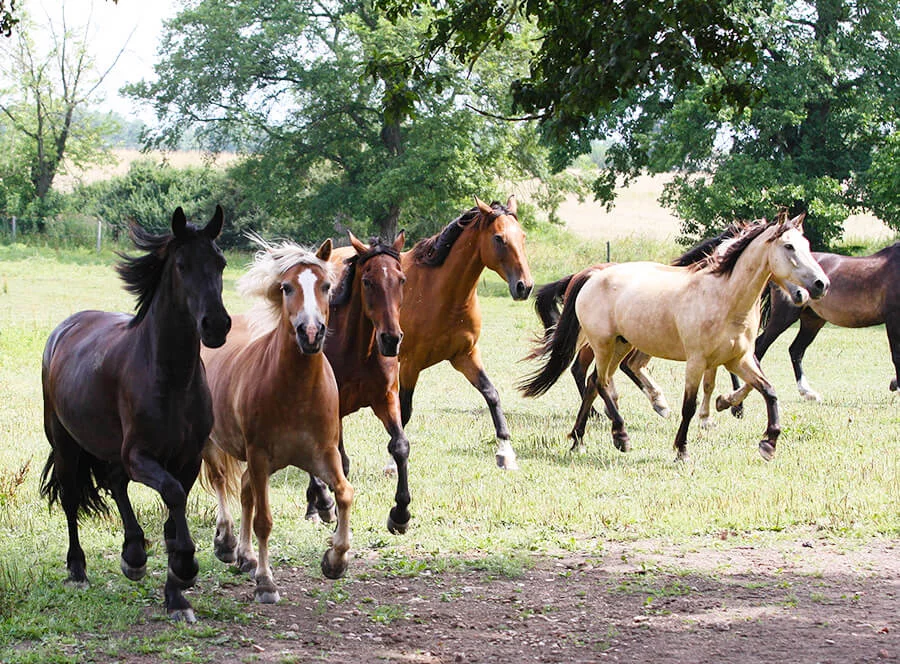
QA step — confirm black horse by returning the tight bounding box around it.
[40,207,231,621]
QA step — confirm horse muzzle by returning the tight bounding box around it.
[200,312,232,348]
[509,278,534,301]
[296,321,326,354]
[807,275,830,300]
[377,331,403,357]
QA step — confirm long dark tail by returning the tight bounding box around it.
[759,282,773,332]
[519,271,592,398]
[39,449,109,518]
[533,274,574,332]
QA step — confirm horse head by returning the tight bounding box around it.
[768,213,829,300]
[474,195,534,301]
[279,239,335,354]
[348,230,406,357]
[170,205,231,348]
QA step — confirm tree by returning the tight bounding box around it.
[0,8,124,226]
[377,0,900,247]
[125,0,586,242]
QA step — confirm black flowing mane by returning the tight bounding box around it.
[693,220,790,277]
[412,201,513,267]
[671,222,748,267]
[331,237,402,308]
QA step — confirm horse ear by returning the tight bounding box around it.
[171,207,187,237]
[316,238,333,261]
[505,195,517,216]
[347,231,368,255]
[203,205,224,239]
[790,212,807,231]
[474,196,493,216]
[392,229,406,252]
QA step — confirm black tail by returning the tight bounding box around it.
[759,282,773,332]
[40,449,110,518]
[519,271,592,398]
[533,274,574,332]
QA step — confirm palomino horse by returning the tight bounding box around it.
[40,207,231,622]
[742,243,900,402]
[201,238,351,604]
[399,196,533,470]
[520,214,829,461]
[304,231,411,535]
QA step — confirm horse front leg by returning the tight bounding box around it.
[727,354,780,461]
[125,449,198,622]
[313,447,355,580]
[887,316,900,392]
[697,368,717,430]
[108,468,148,581]
[790,311,826,401]
[235,467,258,575]
[622,349,670,418]
[373,393,411,535]
[673,361,705,461]
[246,450,278,604]
[450,348,517,470]
[305,474,336,523]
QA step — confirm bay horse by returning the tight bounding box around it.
[201,238,351,604]
[520,214,829,461]
[304,231,410,535]
[399,195,533,470]
[40,207,231,622]
[743,243,900,402]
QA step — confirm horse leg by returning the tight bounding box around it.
[570,341,632,453]
[202,446,238,563]
[305,474,336,524]
[697,367,717,430]
[108,468,148,581]
[450,348,517,470]
[398,371,418,427]
[887,316,900,392]
[672,361,704,462]
[372,395,411,535]
[235,467,259,575]
[311,447,355,580]
[569,345,600,418]
[125,449,198,622]
[727,371,744,418]
[245,450,279,604]
[622,349,670,418]
[726,354,780,461]
[569,368,599,453]
[716,381,754,413]
[790,311,827,401]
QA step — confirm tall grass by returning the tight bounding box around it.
[0,231,898,655]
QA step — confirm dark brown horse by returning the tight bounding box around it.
[305,231,410,535]
[40,207,231,622]
[201,238,350,604]
[399,196,533,469]
[728,243,900,403]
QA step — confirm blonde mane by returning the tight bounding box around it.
[238,233,335,338]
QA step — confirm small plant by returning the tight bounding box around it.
[0,457,30,505]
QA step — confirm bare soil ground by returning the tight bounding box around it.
[115,535,899,663]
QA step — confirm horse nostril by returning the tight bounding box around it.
[814,279,826,293]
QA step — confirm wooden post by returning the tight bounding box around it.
[96,220,102,252]
[606,240,610,263]
[11,216,16,242]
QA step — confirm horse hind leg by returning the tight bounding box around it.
[887,317,900,392]
[790,312,826,401]
[622,349,670,418]
[202,446,239,563]
[727,354,780,461]
[697,368,717,430]
[305,474,336,524]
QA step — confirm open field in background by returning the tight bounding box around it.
[0,219,899,661]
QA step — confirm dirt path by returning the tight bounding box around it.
[111,535,900,663]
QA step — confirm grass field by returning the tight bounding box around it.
[0,226,899,661]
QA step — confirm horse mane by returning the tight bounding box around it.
[115,223,184,327]
[692,219,791,276]
[331,237,402,308]
[412,201,513,267]
[671,221,748,267]
[239,234,336,338]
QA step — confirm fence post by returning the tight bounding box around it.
[11,216,16,242]
[96,220,102,252]
[606,240,610,263]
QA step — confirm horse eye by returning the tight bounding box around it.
[784,243,795,251]
[493,234,505,247]
[362,277,373,288]
[281,282,293,295]
[321,282,331,293]
[399,276,407,285]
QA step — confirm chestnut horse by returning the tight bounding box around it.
[399,196,533,470]
[201,238,351,604]
[304,231,411,535]
[520,214,829,461]
[748,243,900,401]
[40,207,231,622]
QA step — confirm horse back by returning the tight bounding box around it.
[808,251,892,327]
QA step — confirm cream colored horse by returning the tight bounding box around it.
[520,214,829,461]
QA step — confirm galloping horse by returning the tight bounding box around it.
[201,238,351,604]
[40,207,231,622]
[520,214,829,461]
[305,231,411,535]
[399,196,533,470]
[748,243,900,401]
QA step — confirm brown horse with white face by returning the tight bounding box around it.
[399,195,533,470]
[201,238,351,604]
[521,214,829,462]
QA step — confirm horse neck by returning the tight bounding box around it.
[141,269,202,385]
[720,229,778,317]
[437,227,487,303]
[329,280,376,363]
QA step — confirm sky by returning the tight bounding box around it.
[28,0,181,122]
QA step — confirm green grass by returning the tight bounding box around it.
[1,228,899,659]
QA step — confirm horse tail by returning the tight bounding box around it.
[518,270,592,398]
[533,274,574,332]
[759,282,773,333]
[199,443,242,502]
[39,448,110,518]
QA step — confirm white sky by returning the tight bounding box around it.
[26,0,181,123]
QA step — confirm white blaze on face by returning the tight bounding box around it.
[295,268,323,327]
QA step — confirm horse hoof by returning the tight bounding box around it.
[120,557,147,581]
[318,504,337,523]
[383,460,399,477]
[758,440,776,461]
[321,549,348,580]
[715,396,730,412]
[214,546,236,564]
[613,435,630,452]
[254,586,281,604]
[387,515,410,535]
[731,404,744,419]
[168,608,197,623]
[653,404,670,419]
[237,556,258,576]
[801,391,821,402]
[495,453,519,471]
[64,576,90,589]
[890,378,898,392]
[674,451,689,463]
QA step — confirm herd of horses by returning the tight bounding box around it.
[36,200,899,619]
